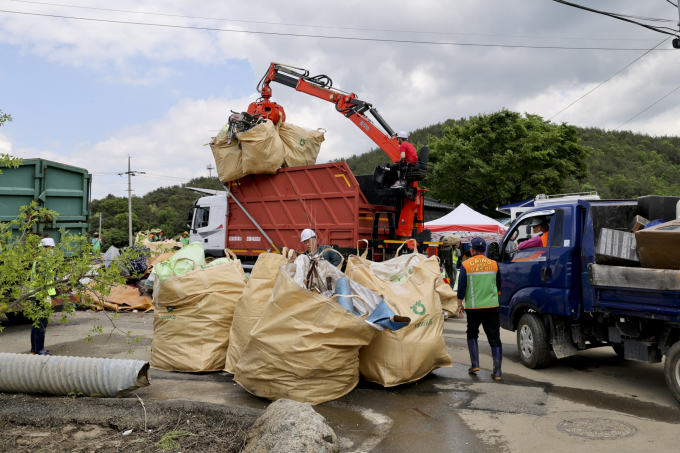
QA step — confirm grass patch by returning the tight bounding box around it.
[155,431,195,450]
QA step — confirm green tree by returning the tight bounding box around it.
[0,109,21,173]
[0,203,142,332]
[424,110,590,217]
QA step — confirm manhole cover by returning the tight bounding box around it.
[556,418,637,440]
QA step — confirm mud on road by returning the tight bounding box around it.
[0,394,260,452]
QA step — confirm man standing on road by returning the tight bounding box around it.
[457,237,503,381]
[30,237,56,356]
[301,229,343,268]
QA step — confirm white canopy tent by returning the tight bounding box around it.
[425,203,508,243]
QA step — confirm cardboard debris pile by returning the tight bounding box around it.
[210,119,325,182]
[596,196,680,270]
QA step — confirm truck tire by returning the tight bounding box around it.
[612,344,626,359]
[664,341,680,404]
[517,313,551,369]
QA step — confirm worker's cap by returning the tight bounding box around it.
[470,237,486,252]
[442,235,461,247]
[528,216,549,226]
[396,131,408,139]
[301,229,316,242]
[39,238,55,247]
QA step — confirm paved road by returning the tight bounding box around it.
[1,311,679,452]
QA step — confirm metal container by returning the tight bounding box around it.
[0,158,91,246]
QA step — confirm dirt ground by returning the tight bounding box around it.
[0,394,260,453]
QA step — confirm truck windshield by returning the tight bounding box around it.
[502,214,554,260]
[193,207,210,229]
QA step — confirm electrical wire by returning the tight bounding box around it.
[552,1,680,37]
[549,38,669,120]
[615,82,680,130]
[0,9,675,51]
[3,0,663,42]
[666,0,678,8]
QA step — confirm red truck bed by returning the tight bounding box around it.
[225,162,394,257]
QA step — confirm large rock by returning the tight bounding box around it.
[243,399,340,453]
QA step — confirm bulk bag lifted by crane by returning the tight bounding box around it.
[237,119,285,176]
[345,246,457,387]
[151,251,247,372]
[278,122,325,167]
[234,258,410,405]
[224,251,291,373]
[210,133,246,183]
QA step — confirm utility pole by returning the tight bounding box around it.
[118,156,145,247]
[99,213,102,239]
[675,2,680,48]
[207,163,214,178]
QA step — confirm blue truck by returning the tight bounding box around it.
[487,199,680,404]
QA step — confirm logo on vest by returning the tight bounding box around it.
[410,300,426,315]
[299,138,307,146]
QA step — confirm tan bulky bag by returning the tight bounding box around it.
[224,252,289,373]
[278,122,325,167]
[345,248,453,387]
[237,119,285,176]
[210,133,246,182]
[151,253,247,372]
[234,265,379,405]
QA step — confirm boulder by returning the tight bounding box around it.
[243,399,340,453]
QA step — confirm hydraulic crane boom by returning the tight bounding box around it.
[250,63,402,163]
[248,62,425,239]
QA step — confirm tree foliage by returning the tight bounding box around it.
[91,176,223,248]
[0,109,21,174]
[337,115,680,213]
[424,110,589,217]
[0,203,141,332]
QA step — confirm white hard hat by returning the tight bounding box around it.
[301,229,316,242]
[40,238,55,247]
[396,131,408,139]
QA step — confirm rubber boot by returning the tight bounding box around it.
[467,339,480,373]
[491,347,502,381]
[34,328,50,356]
[30,328,37,354]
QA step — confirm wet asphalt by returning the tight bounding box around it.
[1,311,679,452]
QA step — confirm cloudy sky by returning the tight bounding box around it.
[1,0,679,199]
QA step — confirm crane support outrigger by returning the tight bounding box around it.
[247,62,428,239]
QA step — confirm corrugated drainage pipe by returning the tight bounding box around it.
[0,353,150,398]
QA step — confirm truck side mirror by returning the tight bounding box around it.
[487,242,500,261]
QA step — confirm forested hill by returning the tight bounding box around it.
[333,121,680,200]
[90,176,222,248]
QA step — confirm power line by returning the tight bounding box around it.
[0,9,676,51]
[4,0,663,42]
[549,38,669,120]
[615,82,680,130]
[552,1,680,37]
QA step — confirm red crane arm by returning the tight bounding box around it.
[258,63,402,163]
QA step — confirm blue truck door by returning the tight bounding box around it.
[496,210,555,330]
[542,208,580,319]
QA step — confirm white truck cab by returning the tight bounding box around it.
[185,187,227,257]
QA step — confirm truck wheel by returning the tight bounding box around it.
[612,344,626,359]
[664,341,680,404]
[517,313,551,369]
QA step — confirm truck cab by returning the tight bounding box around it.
[488,198,680,403]
[185,189,227,257]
